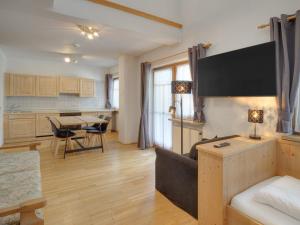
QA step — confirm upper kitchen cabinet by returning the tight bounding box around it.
[5,73,11,96]
[59,76,80,94]
[10,74,36,96]
[36,76,59,97]
[80,78,95,97]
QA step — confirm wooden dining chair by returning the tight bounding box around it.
[48,117,76,158]
[86,116,112,152]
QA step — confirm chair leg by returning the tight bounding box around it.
[64,138,68,159]
[54,138,60,157]
[100,133,104,153]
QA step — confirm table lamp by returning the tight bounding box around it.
[248,109,264,140]
[171,81,192,154]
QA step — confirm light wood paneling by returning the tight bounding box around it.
[277,139,300,179]
[80,78,95,97]
[36,76,59,97]
[36,113,59,136]
[8,134,197,225]
[11,74,36,96]
[59,76,80,94]
[5,73,11,96]
[198,137,277,225]
[88,0,183,29]
[4,114,9,140]
[8,114,36,139]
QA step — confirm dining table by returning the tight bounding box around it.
[51,116,108,155]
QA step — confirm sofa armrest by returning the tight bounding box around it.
[0,197,46,217]
[0,142,41,151]
[155,148,198,218]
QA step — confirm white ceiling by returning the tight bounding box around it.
[0,0,173,68]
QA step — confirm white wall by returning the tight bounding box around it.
[0,49,7,145]
[3,49,107,110]
[118,55,139,144]
[139,0,300,138]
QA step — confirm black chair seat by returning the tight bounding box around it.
[87,129,103,134]
[82,126,98,131]
[56,130,76,138]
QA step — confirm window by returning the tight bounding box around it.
[175,64,194,119]
[152,62,194,150]
[112,78,119,109]
[153,68,173,149]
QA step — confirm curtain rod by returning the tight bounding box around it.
[149,43,212,64]
[258,15,296,29]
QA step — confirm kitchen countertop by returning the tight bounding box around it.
[4,108,118,114]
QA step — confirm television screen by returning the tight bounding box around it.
[198,42,276,97]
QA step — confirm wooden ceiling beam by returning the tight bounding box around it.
[88,0,183,29]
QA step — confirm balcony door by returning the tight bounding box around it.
[153,68,173,150]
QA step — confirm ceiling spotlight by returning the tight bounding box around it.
[64,56,78,64]
[87,34,94,40]
[77,24,100,40]
[64,57,71,63]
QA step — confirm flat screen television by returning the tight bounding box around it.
[198,42,276,97]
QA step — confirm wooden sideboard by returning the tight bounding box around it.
[197,137,277,225]
[5,73,96,97]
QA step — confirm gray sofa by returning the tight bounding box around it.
[155,135,239,219]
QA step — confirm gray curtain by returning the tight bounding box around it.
[138,62,152,149]
[270,10,300,133]
[105,74,113,109]
[188,44,207,122]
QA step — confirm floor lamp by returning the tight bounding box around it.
[171,81,192,155]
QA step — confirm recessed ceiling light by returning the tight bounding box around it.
[64,57,71,63]
[87,34,94,40]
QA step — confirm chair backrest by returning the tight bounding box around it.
[48,117,59,136]
[98,115,105,119]
[99,116,112,133]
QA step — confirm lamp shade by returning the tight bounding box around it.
[248,109,264,123]
[171,81,192,94]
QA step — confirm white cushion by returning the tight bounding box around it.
[254,176,300,221]
[0,151,40,176]
[0,152,43,225]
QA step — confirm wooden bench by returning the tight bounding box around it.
[0,143,46,225]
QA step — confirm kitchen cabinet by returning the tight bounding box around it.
[80,78,95,97]
[5,74,11,96]
[7,114,36,139]
[36,76,59,97]
[36,113,58,136]
[11,74,36,96]
[59,76,80,94]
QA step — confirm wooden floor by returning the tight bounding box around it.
[37,133,197,225]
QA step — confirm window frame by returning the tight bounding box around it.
[112,77,119,109]
[153,60,193,120]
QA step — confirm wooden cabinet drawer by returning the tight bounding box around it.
[8,114,36,120]
[8,118,36,139]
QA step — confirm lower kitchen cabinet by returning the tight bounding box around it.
[6,114,36,139]
[36,113,59,136]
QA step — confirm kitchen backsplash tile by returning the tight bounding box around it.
[5,81,105,110]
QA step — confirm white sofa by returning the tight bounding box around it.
[0,143,46,225]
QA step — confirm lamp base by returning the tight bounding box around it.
[249,135,261,140]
